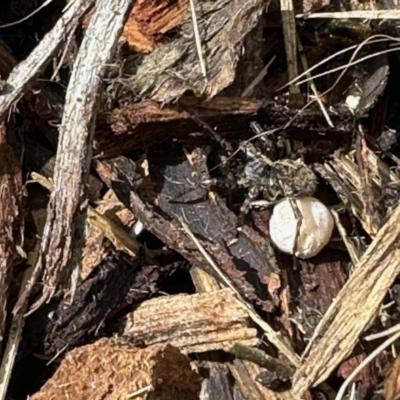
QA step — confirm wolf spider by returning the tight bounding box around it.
[209,123,318,217]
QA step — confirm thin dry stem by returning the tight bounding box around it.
[280,0,300,95]
[335,329,400,400]
[297,35,333,127]
[298,10,400,19]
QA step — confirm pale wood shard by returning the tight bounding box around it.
[122,289,258,353]
[14,0,134,314]
[0,0,94,119]
[315,147,398,237]
[29,338,201,400]
[292,201,400,396]
[0,121,24,340]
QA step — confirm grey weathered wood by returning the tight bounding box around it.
[15,0,133,313]
[0,0,94,119]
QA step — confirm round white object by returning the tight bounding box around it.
[269,197,334,259]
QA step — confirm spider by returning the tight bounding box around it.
[237,141,318,215]
[208,123,319,217]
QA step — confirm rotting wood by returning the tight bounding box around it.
[14,0,134,315]
[292,202,400,396]
[0,121,24,341]
[121,289,258,353]
[0,0,94,120]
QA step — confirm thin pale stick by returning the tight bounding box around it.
[189,0,206,78]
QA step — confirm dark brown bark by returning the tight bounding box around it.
[0,121,24,340]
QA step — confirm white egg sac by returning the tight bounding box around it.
[269,197,334,259]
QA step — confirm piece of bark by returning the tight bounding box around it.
[94,96,354,158]
[107,97,263,133]
[22,249,183,356]
[95,150,280,313]
[15,0,133,314]
[231,359,296,400]
[121,289,258,353]
[119,0,268,102]
[30,339,201,400]
[94,96,263,157]
[0,121,24,340]
[292,202,400,396]
[191,263,302,399]
[222,13,267,98]
[0,0,94,119]
[30,172,142,260]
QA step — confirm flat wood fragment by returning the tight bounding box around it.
[29,339,201,400]
[14,0,134,313]
[121,289,258,353]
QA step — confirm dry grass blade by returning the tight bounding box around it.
[295,46,400,87]
[292,203,400,396]
[336,329,400,400]
[297,35,333,127]
[0,247,36,400]
[278,34,395,91]
[189,0,206,78]
[297,10,400,19]
[280,0,300,95]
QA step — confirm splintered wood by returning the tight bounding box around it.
[14,0,134,314]
[121,289,258,353]
[30,338,201,400]
[292,186,400,395]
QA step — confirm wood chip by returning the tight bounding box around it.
[29,339,201,400]
[121,289,258,353]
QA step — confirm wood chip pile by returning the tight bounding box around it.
[1,0,400,399]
